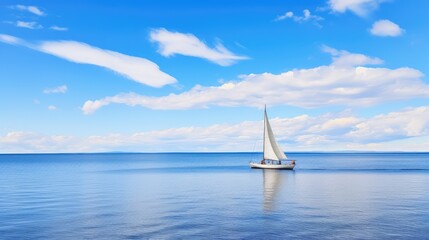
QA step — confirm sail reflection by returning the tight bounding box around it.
[263,169,285,212]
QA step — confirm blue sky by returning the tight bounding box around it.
[1,0,429,152]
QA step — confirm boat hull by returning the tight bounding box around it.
[249,162,295,170]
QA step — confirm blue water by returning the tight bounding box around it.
[1,153,429,239]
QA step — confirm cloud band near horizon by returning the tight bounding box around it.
[2,106,429,153]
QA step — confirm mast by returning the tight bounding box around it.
[263,104,266,160]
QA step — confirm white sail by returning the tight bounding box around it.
[263,109,287,160]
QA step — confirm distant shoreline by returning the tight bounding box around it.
[1,151,428,155]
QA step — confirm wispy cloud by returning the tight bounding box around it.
[0,34,25,46]
[2,107,429,152]
[276,9,323,27]
[50,26,68,31]
[11,5,45,16]
[48,105,57,111]
[0,34,176,88]
[370,19,404,37]
[15,21,42,29]
[321,45,383,67]
[82,47,428,114]
[44,85,68,94]
[149,28,249,66]
[327,0,385,16]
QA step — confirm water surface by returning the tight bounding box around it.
[1,153,428,239]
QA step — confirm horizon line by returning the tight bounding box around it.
[1,151,429,155]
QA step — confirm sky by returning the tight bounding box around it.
[1,0,429,153]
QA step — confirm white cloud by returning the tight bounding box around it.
[276,9,323,27]
[12,5,45,16]
[50,26,68,31]
[0,132,77,153]
[327,0,385,16]
[308,116,360,133]
[370,19,403,37]
[2,107,429,152]
[48,105,57,111]
[44,85,68,94]
[0,35,176,88]
[321,45,383,67]
[39,41,176,87]
[149,28,249,66]
[346,107,429,142]
[15,21,42,29]
[0,34,23,45]
[345,135,429,152]
[82,47,428,114]
[276,11,294,21]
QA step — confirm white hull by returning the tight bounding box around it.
[250,162,295,170]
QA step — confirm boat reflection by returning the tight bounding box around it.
[262,169,286,212]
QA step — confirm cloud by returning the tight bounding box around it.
[0,34,176,88]
[370,19,403,37]
[321,45,383,67]
[16,21,42,29]
[149,28,249,66]
[48,105,57,111]
[2,107,429,152]
[276,11,294,21]
[327,0,385,16]
[50,26,68,31]
[0,132,76,153]
[39,41,177,87]
[44,85,68,94]
[6,21,43,29]
[82,47,428,114]
[0,34,24,45]
[346,107,429,142]
[276,9,323,27]
[11,5,45,16]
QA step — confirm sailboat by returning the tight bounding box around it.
[249,106,295,170]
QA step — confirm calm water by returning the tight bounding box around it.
[1,153,429,239]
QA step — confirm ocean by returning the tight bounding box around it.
[0,153,428,239]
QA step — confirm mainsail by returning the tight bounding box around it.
[263,107,287,161]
